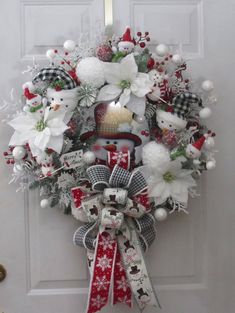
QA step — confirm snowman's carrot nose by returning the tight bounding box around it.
[104,144,117,152]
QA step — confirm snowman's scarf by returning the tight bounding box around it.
[71,151,160,312]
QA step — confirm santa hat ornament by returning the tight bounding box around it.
[23,82,42,112]
[118,27,135,52]
[186,131,215,159]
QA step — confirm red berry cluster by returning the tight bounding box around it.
[3,147,15,165]
[136,31,150,48]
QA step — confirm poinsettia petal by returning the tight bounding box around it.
[47,118,68,136]
[103,62,121,84]
[126,94,146,115]
[8,114,35,132]
[34,128,51,151]
[47,134,64,153]
[119,54,138,81]
[119,89,131,106]
[97,84,122,102]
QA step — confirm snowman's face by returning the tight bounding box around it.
[149,69,164,84]
[186,144,201,159]
[47,88,78,112]
[27,95,42,107]
[92,138,135,161]
[156,114,180,131]
[118,42,134,53]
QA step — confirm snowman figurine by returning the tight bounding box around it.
[47,84,79,124]
[23,82,43,113]
[186,131,215,159]
[80,102,142,166]
[112,27,136,62]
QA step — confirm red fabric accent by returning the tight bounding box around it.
[132,191,150,211]
[122,27,134,43]
[192,135,206,150]
[86,232,117,313]
[71,187,88,208]
[112,247,132,307]
[107,150,130,170]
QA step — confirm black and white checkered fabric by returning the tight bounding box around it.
[86,165,110,191]
[33,67,76,90]
[73,222,96,250]
[128,171,147,197]
[133,214,156,252]
[109,165,131,188]
[172,92,202,119]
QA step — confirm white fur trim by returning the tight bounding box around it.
[22,81,35,92]
[118,41,134,49]
[157,109,187,129]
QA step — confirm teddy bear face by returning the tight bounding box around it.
[148,69,164,84]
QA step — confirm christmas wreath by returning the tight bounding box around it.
[3,27,217,312]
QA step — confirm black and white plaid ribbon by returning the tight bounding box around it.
[33,67,76,89]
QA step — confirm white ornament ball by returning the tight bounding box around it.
[202,80,214,91]
[40,199,50,209]
[154,208,168,221]
[63,40,76,52]
[135,115,145,124]
[46,49,56,59]
[76,57,105,88]
[199,107,212,119]
[204,137,215,150]
[206,160,216,170]
[12,146,26,160]
[83,151,96,164]
[155,44,169,57]
[172,54,182,64]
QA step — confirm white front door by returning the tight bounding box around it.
[0,1,235,313]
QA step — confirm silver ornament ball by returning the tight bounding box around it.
[83,151,96,164]
[199,107,212,119]
[135,115,145,123]
[12,146,26,160]
[154,208,168,221]
[40,199,50,209]
[206,160,216,170]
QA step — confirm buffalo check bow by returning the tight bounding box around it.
[71,151,160,313]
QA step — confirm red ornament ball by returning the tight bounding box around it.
[137,31,142,37]
[140,42,146,48]
[147,57,155,69]
[96,44,113,62]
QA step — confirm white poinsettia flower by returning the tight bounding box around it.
[8,107,68,157]
[147,158,197,205]
[97,53,152,114]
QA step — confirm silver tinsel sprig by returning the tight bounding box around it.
[77,84,98,107]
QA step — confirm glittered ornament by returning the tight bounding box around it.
[12,146,26,160]
[202,80,214,91]
[96,44,113,62]
[154,208,168,221]
[155,44,169,57]
[199,107,212,119]
[83,151,96,164]
[172,54,182,65]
